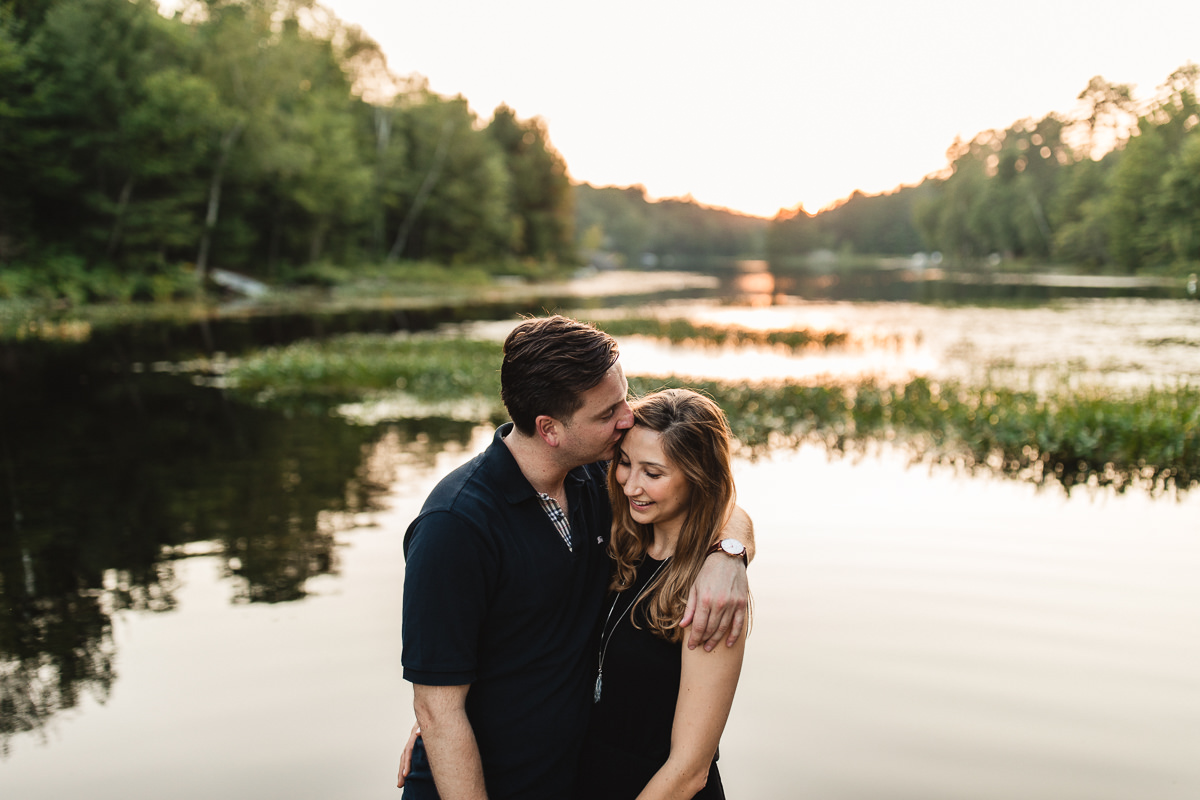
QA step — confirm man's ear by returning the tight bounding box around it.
[535,415,562,447]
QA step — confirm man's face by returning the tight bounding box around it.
[559,362,634,465]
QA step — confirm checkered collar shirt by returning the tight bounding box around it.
[537,493,572,551]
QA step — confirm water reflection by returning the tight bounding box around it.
[624,297,1200,391]
[0,350,481,749]
[2,282,1197,778]
[728,260,780,307]
[753,262,1189,303]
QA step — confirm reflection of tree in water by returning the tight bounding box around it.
[0,591,115,756]
[0,348,478,752]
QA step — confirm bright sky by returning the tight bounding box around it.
[322,0,1199,218]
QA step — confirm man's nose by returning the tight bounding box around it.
[615,401,633,430]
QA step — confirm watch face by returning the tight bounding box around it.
[721,539,745,555]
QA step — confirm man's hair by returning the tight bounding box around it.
[501,315,620,435]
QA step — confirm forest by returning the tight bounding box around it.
[573,183,766,268]
[0,0,576,301]
[770,68,1200,274]
[1,0,1198,305]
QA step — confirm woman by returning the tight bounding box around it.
[576,388,747,800]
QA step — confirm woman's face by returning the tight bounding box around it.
[614,425,691,537]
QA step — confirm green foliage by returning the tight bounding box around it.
[909,115,1073,262]
[903,65,1200,274]
[227,334,505,403]
[377,94,513,264]
[486,104,575,264]
[766,204,823,259]
[0,254,197,303]
[0,0,581,301]
[628,374,1200,494]
[599,317,848,350]
[574,184,766,267]
[1049,155,1116,266]
[222,329,1200,495]
[770,187,930,262]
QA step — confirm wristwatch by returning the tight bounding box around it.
[706,538,748,565]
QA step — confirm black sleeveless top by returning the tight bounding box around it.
[574,556,725,799]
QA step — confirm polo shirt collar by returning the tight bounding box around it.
[490,423,595,505]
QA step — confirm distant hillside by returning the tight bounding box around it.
[573,183,767,268]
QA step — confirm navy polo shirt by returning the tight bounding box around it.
[402,423,612,800]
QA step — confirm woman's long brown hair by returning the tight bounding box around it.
[607,388,737,642]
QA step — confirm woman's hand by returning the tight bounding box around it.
[396,722,421,788]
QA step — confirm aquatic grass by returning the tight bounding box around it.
[226,334,504,404]
[222,333,1200,494]
[601,317,849,350]
[631,375,1200,494]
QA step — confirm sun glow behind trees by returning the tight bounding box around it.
[3,0,1198,301]
[317,0,1200,219]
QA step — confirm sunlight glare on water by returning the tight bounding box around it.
[607,298,1200,390]
[723,443,1200,800]
[5,297,1198,800]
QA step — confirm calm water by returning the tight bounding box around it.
[3,274,1200,798]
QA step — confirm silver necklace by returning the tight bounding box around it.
[594,556,671,704]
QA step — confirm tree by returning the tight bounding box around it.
[1106,64,1200,271]
[1159,133,1200,265]
[1074,75,1137,157]
[17,0,213,273]
[0,2,31,261]
[380,92,511,264]
[767,204,823,261]
[486,104,575,264]
[1050,155,1116,267]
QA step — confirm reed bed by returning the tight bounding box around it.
[600,317,849,350]
[225,333,1199,494]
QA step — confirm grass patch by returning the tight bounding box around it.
[226,334,505,405]
[220,331,1200,495]
[601,317,848,350]
[630,375,1200,494]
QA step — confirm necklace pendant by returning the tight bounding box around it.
[593,672,602,703]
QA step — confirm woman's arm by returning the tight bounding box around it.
[396,720,421,787]
[635,633,747,799]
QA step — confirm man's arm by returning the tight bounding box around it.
[679,505,754,651]
[410,683,488,800]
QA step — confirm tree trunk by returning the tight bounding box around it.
[387,119,454,262]
[106,176,135,257]
[373,106,391,255]
[309,217,328,263]
[196,121,246,285]
[1026,191,1052,247]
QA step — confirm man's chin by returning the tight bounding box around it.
[596,443,619,462]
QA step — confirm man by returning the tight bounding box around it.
[399,315,753,799]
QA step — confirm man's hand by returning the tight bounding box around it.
[679,505,754,651]
[679,551,748,651]
[396,721,421,788]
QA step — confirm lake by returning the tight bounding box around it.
[2,269,1199,798]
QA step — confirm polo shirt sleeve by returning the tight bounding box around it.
[401,508,496,686]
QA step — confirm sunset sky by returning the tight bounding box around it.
[322,0,1199,218]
